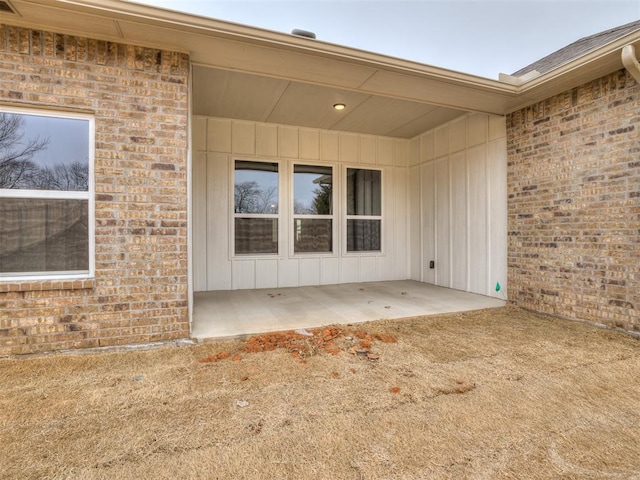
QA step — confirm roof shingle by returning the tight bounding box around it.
[512,19,640,76]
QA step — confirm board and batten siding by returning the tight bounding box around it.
[192,117,409,291]
[408,113,508,298]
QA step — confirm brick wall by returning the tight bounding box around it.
[0,25,190,354]
[507,69,640,333]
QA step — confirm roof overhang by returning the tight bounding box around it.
[1,0,639,137]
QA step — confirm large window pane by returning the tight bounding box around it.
[347,219,381,252]
[234,160,278,214]
[0,198,89,274]
[0,112,89,191]
[294,218,332,253]
[294,165,332,214]
[347,168,381,216]
[235,218,278,254]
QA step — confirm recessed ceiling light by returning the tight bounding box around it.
[333,103,346,111]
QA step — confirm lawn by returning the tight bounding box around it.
[1,306,639,479]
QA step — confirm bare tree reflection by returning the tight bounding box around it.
[235,181,277,214]
[0,113,88,191]
[31,162,88,191]
[0,113,49,189]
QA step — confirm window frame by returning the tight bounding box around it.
[230,157,282,258]
[343,165,383,255]
[0,106,95,282]
[290,161,337,257]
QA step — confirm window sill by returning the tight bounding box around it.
[0,278,95,293]
[291,252,338,258]
[343,251,385,256]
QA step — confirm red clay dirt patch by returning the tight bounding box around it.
[198,351,231,363]
[198,326,398,364]
[374,333,398,343]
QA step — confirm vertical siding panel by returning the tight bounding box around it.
[320,131,339,161]
[489,115,507,141]
[409,164,422,281]
[340,133,359,163]
[278,259,299,287]
[394,166,408,280]
[377,137,394,166]
[379,166,394,279]
[232,260,256,290]
[468,113,487,148]
[207,118,231,153]
[360,256,378,282]
[488,137,508,297]
[192,116,207,152]
[394,139,408,167]
[421,160,436,284]
[256,259,278,288]
[192,152,207,291]
[206,153,231,290]
[256,123,278,157]
[279,126,299,158]
[340,257,359,283]
[468,145,488,295]
[421,131,435,162]
[359,136,376,165]
[449,117,466,153]
[299,128,320,160]
[434,125,449,158]
[377,165,402,281]
[450,152,467,290]
[299,258,321,286]
[232,120,256,155]
[435,157,450,287]
[321,257,339,285]
[409,137,420,167]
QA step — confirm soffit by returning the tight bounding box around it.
[191,66,466,138]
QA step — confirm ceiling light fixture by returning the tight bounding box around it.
[333,103,346,111]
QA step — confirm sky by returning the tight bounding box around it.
[134,0,639,79]
[22,115,89,168]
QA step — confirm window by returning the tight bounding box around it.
[234,160,279,254]
[293,164,333,254]
[346,168,381,252]
[0,108,93,279]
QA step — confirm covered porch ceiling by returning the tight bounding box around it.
[191,66,467,138]
[4,0,640,138]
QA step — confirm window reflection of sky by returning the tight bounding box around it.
[235,170,278,191]
[19,114,89,168]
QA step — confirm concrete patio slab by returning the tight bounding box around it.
[192,280,506,339]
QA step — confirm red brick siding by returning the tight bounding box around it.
[0,25,190,354]
[507,69,640,333]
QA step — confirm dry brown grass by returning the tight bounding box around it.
[2,306,640,479]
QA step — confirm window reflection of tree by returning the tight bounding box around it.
[312,182,332,215]
[234,181,277,214]
[0,113,49,189]
[0,113,88,192]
